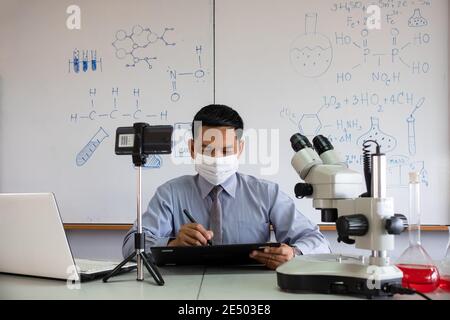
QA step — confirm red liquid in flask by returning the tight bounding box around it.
[397,264,440,293]
[439,276,450,292]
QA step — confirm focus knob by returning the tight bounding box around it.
[385,214,408,235]
[336,214,369,244]
[294,183,313,199]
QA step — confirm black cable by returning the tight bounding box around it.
[412,290,433,301]
[384,284,432,300]
[361,140,380,197]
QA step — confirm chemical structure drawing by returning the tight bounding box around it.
[387,155,429,188]
[76,127,109,167]
[280,105,360,145]
[356,117,397,152]
[408,8,428,27]
[299,114,322,136]
[112,24,175,69]
[69,88,169,123]
[69,49,102,73]
[290,13,333,78]
[335,26,431,74]
[406,97,425,156]
[168,45,206,102]
[172,122,192,158]
[280,104,328,137]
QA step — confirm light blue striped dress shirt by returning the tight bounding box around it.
[122,173,331,258]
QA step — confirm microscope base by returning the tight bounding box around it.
[276,254,403,298]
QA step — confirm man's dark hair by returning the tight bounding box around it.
[192,104,244,139]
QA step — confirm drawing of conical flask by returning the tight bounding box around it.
[357,117,397,152]
[289,13,333,78]
[408,8,428,27]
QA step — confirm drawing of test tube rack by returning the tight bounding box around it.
[76,127,109,166]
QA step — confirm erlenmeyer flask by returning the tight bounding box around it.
[438,227,450,292]
[396,172,440,293]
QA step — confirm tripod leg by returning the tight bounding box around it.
[140,252,165,286]
[102,251,136,283]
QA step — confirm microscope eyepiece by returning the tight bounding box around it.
[290,133,312,152]
[312,135,334,155]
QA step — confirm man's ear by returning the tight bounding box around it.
[237,139,245,158]
[188,139,195,159]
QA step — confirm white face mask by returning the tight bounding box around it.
[194,153,239,185]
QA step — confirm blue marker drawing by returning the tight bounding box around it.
[407,97,424,156]
[91,50,97,71]
[406,116,416,155]
[82,50,89,72]
[70,49,80,73]
[357,117,397,152]
[76,127,109,167]
[173,122,192,158]
[143,155,162,169]
[69,49,102,73]
[387,155,429,188]
[112,25,175,70]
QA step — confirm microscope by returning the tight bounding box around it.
[276,134,408,298]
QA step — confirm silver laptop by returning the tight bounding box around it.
[0,193,136,282]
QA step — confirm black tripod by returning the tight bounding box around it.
[103,123,165,285]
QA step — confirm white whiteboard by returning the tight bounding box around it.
[0,0,213,223]
[215,0,449,224]
[0,0,449,225]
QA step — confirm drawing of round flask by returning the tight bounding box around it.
[438,227,450,292]
[289,13,333,78]
[356,117,397,152]
[396,172,440,293]
[408,8,428,27]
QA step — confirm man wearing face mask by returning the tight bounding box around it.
[122,104,330,270]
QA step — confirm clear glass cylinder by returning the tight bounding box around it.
[396,172,440,293]
[438,227,450,292]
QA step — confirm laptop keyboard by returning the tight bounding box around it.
[75,258,136,274]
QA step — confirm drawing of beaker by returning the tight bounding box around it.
[76,127,109,167]
[357,117,397,152]
[289,13,333,78]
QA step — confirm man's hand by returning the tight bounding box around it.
[168,223,213,246]
[249,243,296,270]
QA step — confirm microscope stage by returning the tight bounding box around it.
[276,254,403,298]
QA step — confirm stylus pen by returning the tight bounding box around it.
[183,209,213,246]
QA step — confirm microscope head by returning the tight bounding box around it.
[290,134,363,219]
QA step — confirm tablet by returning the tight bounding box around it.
[150,242,282,266]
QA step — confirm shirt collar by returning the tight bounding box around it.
[197,173,237,199]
